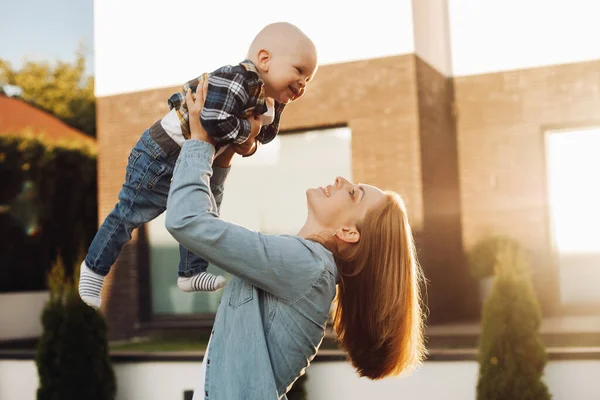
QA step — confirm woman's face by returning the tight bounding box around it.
[306,177,385,236]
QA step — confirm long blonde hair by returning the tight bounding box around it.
[316,192,426,379]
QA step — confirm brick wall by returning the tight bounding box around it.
[96,86,174,339]
[96,55,434,339]
[454,59,600,312]
[414,57,478,322]
[283,55,476,322]
[96,54,600,338]
[281,55,424,224]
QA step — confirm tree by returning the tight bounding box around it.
[0,47,96,137]
[476,239,551,400]
[36,254,116,400]
[0,135,97,289]
[468,235,519,279]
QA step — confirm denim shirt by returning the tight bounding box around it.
[165,140,339,400]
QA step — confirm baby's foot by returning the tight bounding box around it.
[78,260,105,309]
[177,272,226,292]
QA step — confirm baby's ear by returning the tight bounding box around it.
[256,49,271,71]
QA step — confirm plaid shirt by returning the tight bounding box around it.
[167,60,285,146]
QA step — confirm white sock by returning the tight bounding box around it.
[78,260,104,309]
[177,272,226,293]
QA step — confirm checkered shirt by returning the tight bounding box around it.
[167,60,285,146]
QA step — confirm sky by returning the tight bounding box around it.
[1,0,94,75]
[3,0,600,93]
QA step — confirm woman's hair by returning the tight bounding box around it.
[313,192,426,379]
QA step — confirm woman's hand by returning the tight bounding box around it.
[185,80,263,166]
[185,81,216,145]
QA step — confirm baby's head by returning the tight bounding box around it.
[247,22,318,104]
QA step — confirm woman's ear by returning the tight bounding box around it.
[334,226,360,244]
[256,49,271,72]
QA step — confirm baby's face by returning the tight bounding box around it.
[261,51,318,104]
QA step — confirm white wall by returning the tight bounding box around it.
[113,362,201,400]
[307,361,478,399]
[0,360,38,400]
[2,358,600,400]
[449,0,600,76]
[93,0,415,96]
[0,291,49,341]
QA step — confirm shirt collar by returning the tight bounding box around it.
[240,60,262,82]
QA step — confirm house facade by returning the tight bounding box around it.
[94,0,600,340]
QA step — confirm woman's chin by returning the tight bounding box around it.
[306,188,320,207]
[305,188,313,202]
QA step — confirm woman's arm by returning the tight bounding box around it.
[165,141,326,302]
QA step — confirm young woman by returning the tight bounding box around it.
[164,84,426,399]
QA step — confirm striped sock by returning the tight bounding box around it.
[177,272,226,293]
[78,260,104,309]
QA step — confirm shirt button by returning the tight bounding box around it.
[207,359,210,365]
[205,391,209,397]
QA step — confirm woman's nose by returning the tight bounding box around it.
[335,177,349,187]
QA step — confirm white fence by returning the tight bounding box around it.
[1,355,599,400]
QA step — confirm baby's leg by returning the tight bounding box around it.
[80,132,173,308]
[177,246,226,292]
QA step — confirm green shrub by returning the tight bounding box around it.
[36,255,116,400]
[0,133,97,292]
[476,240,550,400]
[468,235,521,279]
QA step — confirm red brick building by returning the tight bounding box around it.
[93,1,600,340]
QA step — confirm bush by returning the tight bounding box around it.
[0,133,97,292]
[36,255,116,400]
[476,239,550,400]
[468,235,521,279]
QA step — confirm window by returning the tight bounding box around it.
[147,127,352,315]
[545,127,600,305]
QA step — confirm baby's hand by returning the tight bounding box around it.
[233,115,261,156]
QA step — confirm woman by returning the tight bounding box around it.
[164,84,426,400]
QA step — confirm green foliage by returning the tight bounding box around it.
[468,235,522,279]
[0,133,97,292]
[0,48,96,137]
[476,239,551,400]
[36,256,116,400]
